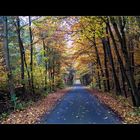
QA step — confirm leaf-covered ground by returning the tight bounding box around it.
[87,88,140,124]
[1,85,140,124]
[0,88,71,124]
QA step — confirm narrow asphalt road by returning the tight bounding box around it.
[39,84,122,124]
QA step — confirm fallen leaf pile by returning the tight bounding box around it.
[0,88,71,124]
[87,88,140,124]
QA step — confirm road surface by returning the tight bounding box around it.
[38,84,122,124]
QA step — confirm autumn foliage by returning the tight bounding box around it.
[0,16,140,123]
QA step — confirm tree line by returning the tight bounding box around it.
[71,16,140,107]
[0,16,69,113]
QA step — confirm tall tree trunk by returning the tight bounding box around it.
[48,48,52,92]
[43,39,48,91]
[94,44,106,91]
[120,67,127,97]
[102,39,110,92]
[16,16,25,94]
[128,38,135,82]
[104,27,122,95]
[16,16,31,94]
[92,32,106,91]
[52,52,55,91]
[91,62,94,88]
[29,16,35,94]
[97,65,101,89]
[3,16,16,108]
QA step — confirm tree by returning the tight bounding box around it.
[3,16,16,108]
[107,16,140,106]
[29,16,35,94]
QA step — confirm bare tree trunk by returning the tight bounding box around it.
[48,47,52,92]
[104,27,122,95]
[97,65,101,89]
[3,16,16,108]
[52,51,55,91]
[120,67,127,97]
[16,17,25,93]
[42,39,48,91]
[16,16,31,94]
[128,38,135,83]
[102,39,110,92]
[92,31,106,91]
[29,16,35,94]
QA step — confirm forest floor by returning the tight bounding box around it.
[0,87,71,124]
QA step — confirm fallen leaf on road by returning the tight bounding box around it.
[104,117,108,119]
